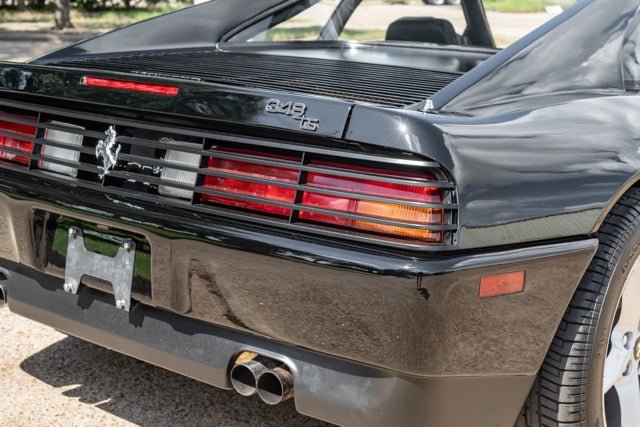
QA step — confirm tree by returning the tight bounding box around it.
[54,0,73,30]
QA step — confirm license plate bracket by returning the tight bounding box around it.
[64,226,136,311]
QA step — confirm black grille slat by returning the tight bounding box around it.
[91,59,448,96]
[112,164,456,210]
[0,146,101,174]
[55,50,462,107]
[84,52,459,87]
[118,134,440,169]
[38,138,95,156]
[107,168,454,231]
[121,151,455,189]
[0,99,458,250]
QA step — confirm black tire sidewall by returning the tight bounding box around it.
[587,222,640,425]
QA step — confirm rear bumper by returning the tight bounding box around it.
[4,259,534,427]
[0,173,599,426]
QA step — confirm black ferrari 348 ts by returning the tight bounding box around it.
[0,0,638,425]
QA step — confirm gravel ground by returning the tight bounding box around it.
[0,22,101,62]
[0,306,330,426]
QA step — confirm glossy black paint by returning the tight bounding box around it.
[0,0,636,251]
[347,100,640,249]
[0,179,598,379]
[436,0,633,114]
[2,259,535,427]
[0,64,352,138]
[0,1,639,425]
[32,0,293,61]
[2,62,639,250]
[218,41,495,72]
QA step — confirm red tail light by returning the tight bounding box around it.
[202,151,447,244]
[202,149,299,216]
[0,111,37,165]
[299,163,444,243]
[81,76,180,96]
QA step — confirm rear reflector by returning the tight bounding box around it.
[203,149,299,216]
[0,111,37,165]
[81,76,180,96]
[159,149,201,199]
[39,121,84,177]
[479,271,525,298]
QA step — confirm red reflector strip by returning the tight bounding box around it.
[0,111,37,165]
[479,271,525,298]
[82,76,179,96]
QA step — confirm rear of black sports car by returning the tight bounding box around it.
[2,0,640,426]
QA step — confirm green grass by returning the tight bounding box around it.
[262,26,386,42]
[0,0,577,30]
[0,2,189,29]
[483,0,576,13]
[73,3,189,29]
[52,217,151,282]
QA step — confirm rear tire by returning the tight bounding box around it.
[518,188,640,426]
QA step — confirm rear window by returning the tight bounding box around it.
[230,0,581,48]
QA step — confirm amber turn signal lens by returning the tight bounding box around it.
[299,163,445,243]
[479,271,525,298]
[353,201,443,242]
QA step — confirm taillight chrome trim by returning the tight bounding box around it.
[0,98,459,250]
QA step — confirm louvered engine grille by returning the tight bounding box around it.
[53,51,462,108]
[0,100,458,250]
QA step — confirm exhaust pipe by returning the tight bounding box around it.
[0,276,6,308]
[256,366,294,405]
[0,284,5,307]
[230,352,295,404]
[230,353,272,396]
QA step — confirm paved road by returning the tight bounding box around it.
[0,23,100,62]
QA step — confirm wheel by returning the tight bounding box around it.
[519,188,640,426]
[423,0,445,5]
[445,0,461,4]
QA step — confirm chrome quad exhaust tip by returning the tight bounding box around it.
[256,366,294,405]
[229,352,294,404]
[0,271,7,307]
[230,352,270,396]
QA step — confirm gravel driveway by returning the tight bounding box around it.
[0,23,99,62]
[0,306,329,426]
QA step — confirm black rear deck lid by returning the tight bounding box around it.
[55,51,462,108]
